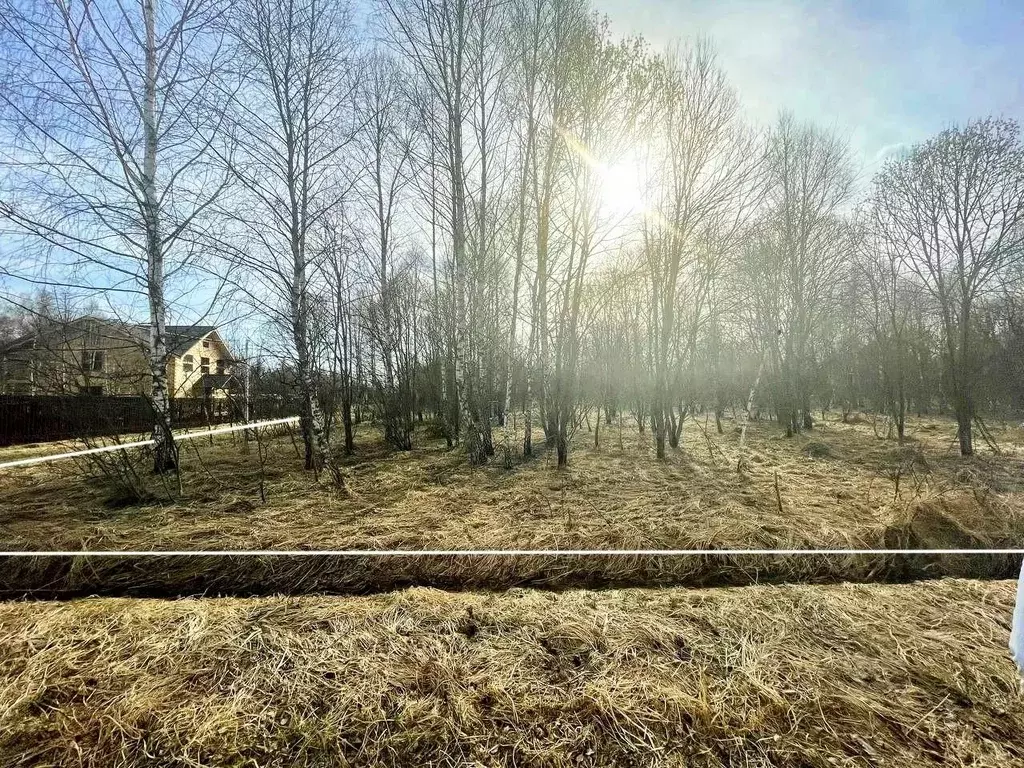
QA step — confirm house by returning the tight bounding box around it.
[161,325,239,399]
[0,316,239,399]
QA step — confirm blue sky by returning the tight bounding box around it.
[4,0,1021,333]
[594,0,1023,179]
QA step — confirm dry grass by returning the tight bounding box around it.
[3,418,1022,761]
[0,579,1021,766]
[1,413,1023,594]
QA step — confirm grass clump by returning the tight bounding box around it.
[802,440,832,458]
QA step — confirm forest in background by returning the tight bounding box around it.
[1,0,1023,482]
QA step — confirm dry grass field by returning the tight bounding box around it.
[0,412,1022,595]
[2,414,1024,765]
[1,579,1022,767]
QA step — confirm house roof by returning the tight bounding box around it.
[130,324,224,357]
[0,318,227,359]
[0,332,35,355]
[165,325,218,357]
[0,315,114,355]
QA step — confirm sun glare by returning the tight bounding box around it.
[597,159,646,217]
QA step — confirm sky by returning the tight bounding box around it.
[3,0,1022,336]
[593,0,1024,181]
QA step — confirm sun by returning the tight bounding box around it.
[597,158,646,217]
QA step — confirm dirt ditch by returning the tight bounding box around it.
[2,550,1020,600]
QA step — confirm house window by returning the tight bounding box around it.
[201,357,210,375]
[202,339,210,349]
[79,385,103,396]
[81,350,104,372]
[216,359,226,375]
[183,354,193,374]
[5,357,30,379]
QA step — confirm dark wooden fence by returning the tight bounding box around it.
[0,395,297,446]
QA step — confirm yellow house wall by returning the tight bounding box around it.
[2,323,233,399]
[171,333,234,398]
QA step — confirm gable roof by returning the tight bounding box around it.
[0,315,122,356]
[0,318,229,359]
[165,325,218,357]
[130,325,227,357]
[0,332,35,355]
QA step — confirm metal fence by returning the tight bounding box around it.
[0,395,297,446]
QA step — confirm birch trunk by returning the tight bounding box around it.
[143,0,177,474]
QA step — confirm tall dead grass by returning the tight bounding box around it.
[1,579,1022,766]
[1,413,1022,595]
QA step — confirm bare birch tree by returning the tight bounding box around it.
[218,0,357,477]
[356,53,417,450]
[745,114,854,436]
[381,0,496,463]
[0,0,229,472]
[516,0,585,459]
[640,40,762,458]
[855,216,913,441]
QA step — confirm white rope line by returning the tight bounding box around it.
[0,416,300,470]
[1,548,1022,557]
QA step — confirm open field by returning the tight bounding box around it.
[1,579,1022,767]
[4,416,1022,764]
[1,413,1023,595]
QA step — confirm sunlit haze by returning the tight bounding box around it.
[2,1,1024,762]
[595,0,1024,177]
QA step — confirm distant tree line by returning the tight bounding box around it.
[1,0,1022,485]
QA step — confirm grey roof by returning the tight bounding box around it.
[165,325,218,357]
[132,324,219,357]
[0,332,35,355]
[0,315,118,355]
[0,318,226,359]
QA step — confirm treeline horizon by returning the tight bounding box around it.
[1,0,1023,481]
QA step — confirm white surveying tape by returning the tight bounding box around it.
[1,548,1022,557]
[0,416,300,471]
